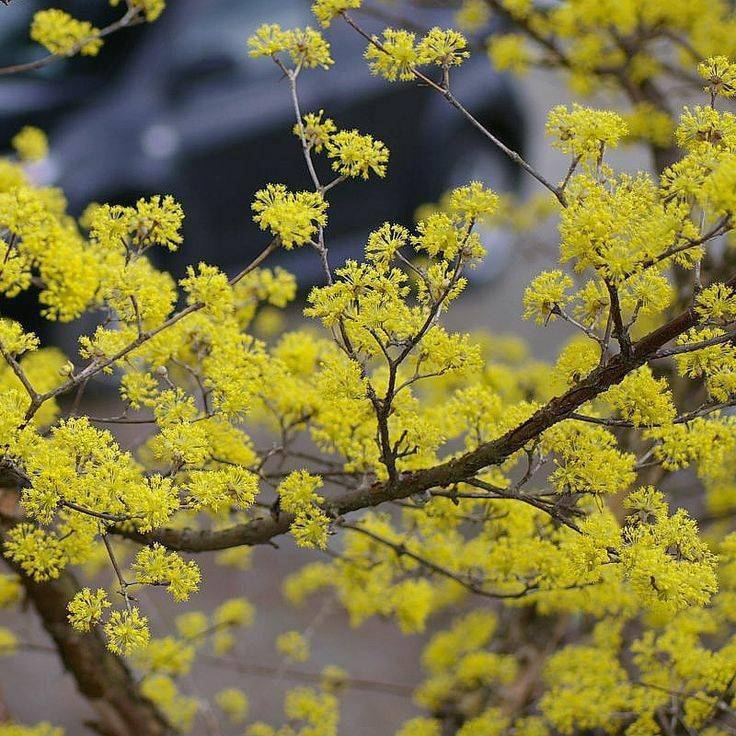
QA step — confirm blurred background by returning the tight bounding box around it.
[0,0,592,733]
[0,0,526,283]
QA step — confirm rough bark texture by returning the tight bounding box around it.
[0,520,170,736]
[118,273,734,553]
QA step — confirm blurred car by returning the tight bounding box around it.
[0,0,526,316]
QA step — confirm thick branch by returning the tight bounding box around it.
[114,272,736,553]
[0,523,170,736]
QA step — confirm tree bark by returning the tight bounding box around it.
[117,271,736,553]
[1,520,171,736]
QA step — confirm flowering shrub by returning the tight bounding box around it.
[4,1,736,735]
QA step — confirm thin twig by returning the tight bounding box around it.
[0,7,144,76]
[340,11,566,205]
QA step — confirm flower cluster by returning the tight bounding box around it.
[132,544,201,602]
[252,184,328,248]
[11,128,48,162]
[30,9,102,57]
[67,588,111,631]
[364,26,470,81]
[546,103,628,160]
[8,6,736,736]
[311,0,362,28]
[247,24,333,69]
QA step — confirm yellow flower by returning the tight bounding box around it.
[365,29,418,81]
[487,34,531,74]
[325,130,389,179]
[252,184,328,248]
[455,0,491,32]
[67,588,111,631]
[11,127,48,162]
[292,508,331,549]
[417,28,469,68]
[276,630,310,662]
[4,524,66,582]
[104,608,150,655]
[110,0,166,22]
[247,23,291,58]
[623,103,674,148]
[30,9,102,57]
[312,0,361,27]
[213,597,255,628]
[295,110,337,152]
[0,627,18,657]
[132,544,201,602]
[248,25,333,69]
[215,688,249,724]
[698,55,736,98]
[395,717,442,736]
[523,270,573,324]
[134,636,195,676]
[546,104,628,159]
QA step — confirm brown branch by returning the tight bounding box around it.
[460,479,582,533]
[606,280,633,357]
[0,7,144,77]
[0,340,40,404]
[112,272,736,553]
[570,399,736,428]
[651,328,736,359]
[26,236,280,423]
[341,522,540,599]
[0,520,170,736]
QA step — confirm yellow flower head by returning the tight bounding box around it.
[312,0,361,27]
[248,25,333,69]
[295,110,337,153]
[67,588,111,632]
[104,608,150,655]
[252,184,328,248]
[30,9,102,57]
[487,34,531,74]
[325,129,389,179]
[698,55,736,98]
[276,630,311,662]
[546,104,628,159]
[216,688,249,724]
[417,27,470,68]
[365,29,418,81]
[12,127,49,162]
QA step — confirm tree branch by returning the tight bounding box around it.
[113,272,736,552]
[26,236,280,423]
[340,11,566,205]
[0,520,170,736]
[340,521,541,599]
[0,7,144,77]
